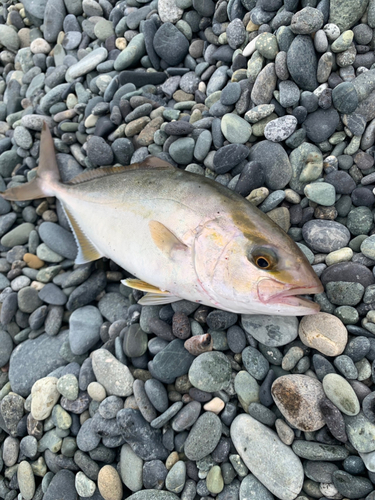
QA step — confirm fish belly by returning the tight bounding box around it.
[56,177,205,301]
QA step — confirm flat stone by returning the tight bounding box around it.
[287,35,318,91]
[241,314,298,346]
[43,470,76,500]
[69,306,103,355]
[92,349,134,397]
[9,332,68,397]
[184,411,222,460]
[231,414,304,500]
[248,140,292,189]
[66,48,108,82]
[151,339,195,384]
[323,373,360,416]
[344,412,375,453]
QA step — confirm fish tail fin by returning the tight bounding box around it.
[2,122,60,201]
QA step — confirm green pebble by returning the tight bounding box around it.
[361,235,375,260]
[36,243,64,263]
[206,465,224,494]
[234,370,259,409]
[221,113,252,144]
[347,207,374,236]
[174,101,196,110]
[52,404,72,430]
[334,306,359,324]
[0,150,22,177]
[208,330,228,351]
[331,30,354,52]
[205,91,222,108]
[61,437,77,458]
[364,284,375,304]
[1,223,35,247]
[37,429,63,453]
[163,109,180,121]
[349,234,368,252]
[255,33,279,60]
[36,265,62,283]
[326,281,365,306]
[304,182,336,206]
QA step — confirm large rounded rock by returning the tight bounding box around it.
[299,313,348,356]
[302,107,340,143]
[9,332,68,398]
[271,375,326,431]
[231,414,304,500]
[302,220,351,253]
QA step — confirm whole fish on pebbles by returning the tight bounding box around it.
[2,123,323,315]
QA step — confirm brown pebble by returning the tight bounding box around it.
[166,451,179,470]
[23,253,44,269]
[271,374,326,432]
[184,334,213,355]
[172,311,191,339]
[98,465,123,500]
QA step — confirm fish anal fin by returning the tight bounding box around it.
[122,278,168,294]
[138,293,182,306]
[67,157,175,185]
[149,220,188,257]
[63,205,103,264]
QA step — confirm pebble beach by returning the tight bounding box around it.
[3,0,375,499]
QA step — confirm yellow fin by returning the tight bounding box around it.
[67,157,175,185]
[138,293,182,305]
[63,205,103,264]
[122,278,168,294]
[149,220,187,256]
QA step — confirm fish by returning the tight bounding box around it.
[1,123,323,315]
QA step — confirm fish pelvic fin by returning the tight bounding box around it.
[149,220,188,257]
[138,293,182,306]
[122,279,182,305]
[2,122,60,201]
[62,204,103,264]
[122,278,169,294]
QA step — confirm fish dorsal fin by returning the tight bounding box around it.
[62,205,103,264]
[122,278,168,294]
[67,157,175,185]
[138,293,182,305]
[149,220,188,256]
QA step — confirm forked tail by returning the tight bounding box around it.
[1,122,60,201]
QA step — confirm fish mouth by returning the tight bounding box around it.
[257,279,323,313]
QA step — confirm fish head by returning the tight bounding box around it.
[193,211,323,315]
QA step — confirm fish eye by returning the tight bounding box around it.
[255,256,271,269]
[249,247,278,270]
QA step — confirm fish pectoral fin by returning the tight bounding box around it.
[149,220,188,257]
[138,293,182,306]
[63,205,103,264]
[122,278,168,294]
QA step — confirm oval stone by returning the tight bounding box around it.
[241,315,298,346]
[184,411,222,460]
[271,375,326,431]
[299,313,348,356]
[302,220,350,253]
[188,351,231,392]
[231,414,304,500]
[322,373,360,416]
